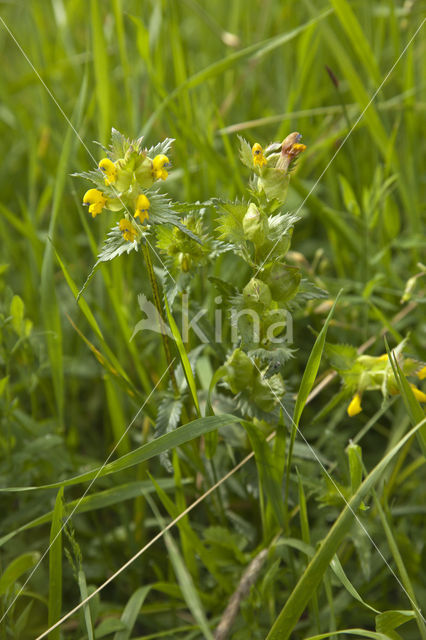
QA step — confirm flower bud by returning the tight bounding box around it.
[134,156,155,189]
[242,203,268,245]
[179,253,191,272]
[260,232,292,261]
[263,308,287,338]
[243,278,272,309]
[258,169,290,202]
[224,348,255,394]
[263,263,301,303]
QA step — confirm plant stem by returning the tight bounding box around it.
[142,242,178,394]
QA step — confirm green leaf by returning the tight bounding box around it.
[238,136,254,169]
[3,414,240,491]
[330,555,380,614]
[78,570,95,640]
[376,610,416,640]
[48,487,64,640]
[293,293,341,429]
[214,198,248,245]
[147,137,175,159]
[164,295,201,416]
[10,294,24,336]
[77,224,140,300]
[114,586,151,640]
[325,342,358,372]
[94,618,127,639]
[302,631,391,640]
[0,479,184,548]
[0,552,40,597]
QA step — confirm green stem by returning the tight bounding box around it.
[142,242,178,394]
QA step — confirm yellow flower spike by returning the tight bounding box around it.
[152,154,169,180]
[134,193,150,223]
[252,143,267,168]
[119,218,138,243]
[409,383,426,403]
[347,392,362,417]
[83,188,107,218]
[417,366,426,380]
[99,158,118,185]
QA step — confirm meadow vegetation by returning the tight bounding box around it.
[0,1,425,638]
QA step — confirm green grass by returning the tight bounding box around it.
[0,1,425,639]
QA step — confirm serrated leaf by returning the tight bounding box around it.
[146,137,175,159]
[325,342,358,371]
[214,198,249,244]
[238,135,254,169]
[72,169,105,190]
[268,211,301,237]
[156,394,184,437]
[292,279,328,303]
[207,276,238,305]
[77,224,139,300]
[156,394,184,472]
[109,127,130,158]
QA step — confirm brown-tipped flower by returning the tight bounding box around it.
[274,132,306,173]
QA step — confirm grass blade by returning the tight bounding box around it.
[266,417,426,640]
[164,295,201,416]
[3,414,241,491]
[114,586,151,640]
[48,487,63,640]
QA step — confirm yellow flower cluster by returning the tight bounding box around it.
[347,355,426,417]
[82,145,170,242]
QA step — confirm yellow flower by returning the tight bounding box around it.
[119,218,138,242]
[83,188,107,218]
[347,392,362,417]
[291,143,307,155]
[152,154,169,180]
[417,366,426,380]
[409,383,426,403]
[252,143,267,168]
[99,158,118,185]
[134,193,150,223]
